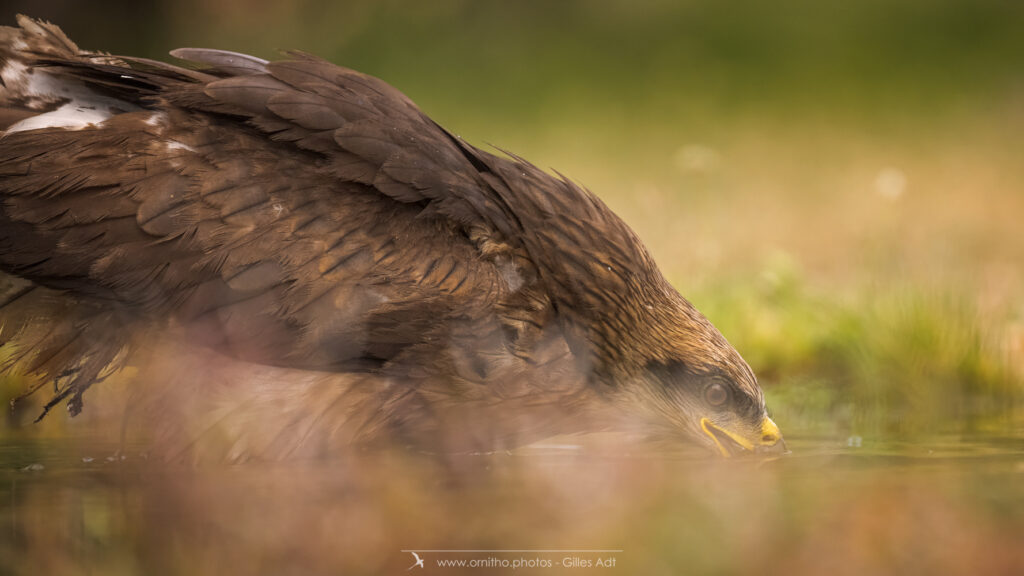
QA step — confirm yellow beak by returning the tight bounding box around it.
[700,416,784,457]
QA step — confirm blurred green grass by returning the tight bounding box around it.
[687,260,1020,438]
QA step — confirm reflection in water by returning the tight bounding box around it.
[2,436,1024,575]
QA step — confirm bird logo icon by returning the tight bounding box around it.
[408,551,425,570]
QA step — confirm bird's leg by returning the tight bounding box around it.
[53,367,81,394]
[35,357,113,422]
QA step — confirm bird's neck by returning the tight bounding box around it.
[480,155,722,380]
[509,181,690,378]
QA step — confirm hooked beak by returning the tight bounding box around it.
[700,416,787,457]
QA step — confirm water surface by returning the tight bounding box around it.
[2,433,1023,575]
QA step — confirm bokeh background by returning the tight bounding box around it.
[1,1,1023,575]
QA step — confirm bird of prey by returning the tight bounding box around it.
[0,16,783,457]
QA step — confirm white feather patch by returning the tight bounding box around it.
[165,140,196,153]
[6,103,111,133]
[2,66,139,134]
[0,60,29,93]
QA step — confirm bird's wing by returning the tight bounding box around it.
[0,18,562,416]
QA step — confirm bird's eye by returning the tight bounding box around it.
[704,382,728,406]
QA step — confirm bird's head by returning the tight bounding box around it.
[581,280,786,455]
[614,355,786,457]
[555,252,786,457]
[591,302,787,456]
